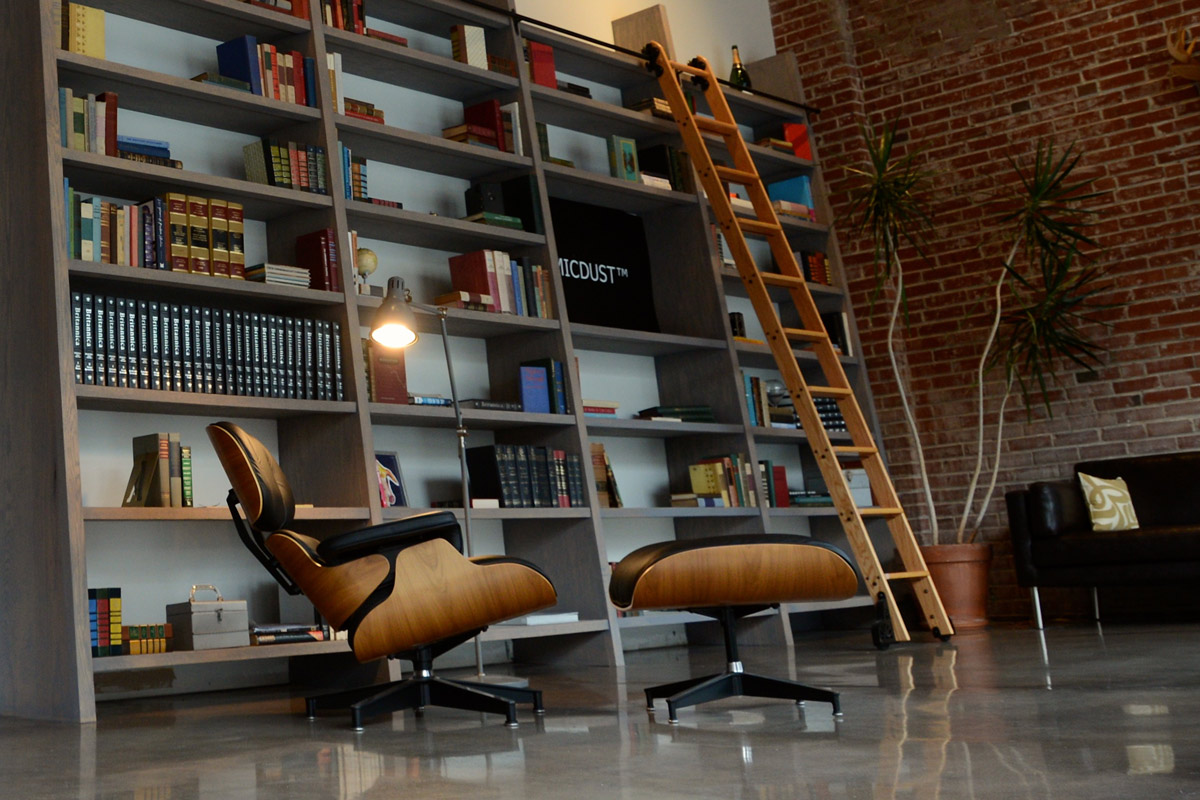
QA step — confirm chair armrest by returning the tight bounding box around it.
[317,510,462,564]
[1027,480,1090,538]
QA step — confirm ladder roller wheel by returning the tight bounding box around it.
[641,44,665,77]
[932,627,952,643]
[871,592,895,650]
[687,59,710,92]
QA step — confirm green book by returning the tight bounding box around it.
[180,444,193,508]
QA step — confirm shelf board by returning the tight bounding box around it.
[732,340,854,371]
[383,506,591,521]
[86,0,310,40]
[83,506,371,521]
[61,150,333,220]
[541,163,697,213]
[75,384,356,418]
[482,618,609,641]
[336,115,530,181]
[325,27,519,102]
[585,418,743,439]
[519,26,653,90]
[57,52,321,138]
[569,323,725,356]
[365,0,511,36]
[600,507,759,518]
[752,426,852,445]
[345,200,545,251]
[91,638,351,674]
[68,260,345,308]
[369,403,575,430]
[764,505,840,517]
[530,84,677,140]
[720,268,844,306]
[356,297,559,338]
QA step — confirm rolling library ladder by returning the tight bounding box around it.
[642,42,953,647]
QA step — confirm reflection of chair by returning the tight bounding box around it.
[609,535,859,723]
[206,421,558,730]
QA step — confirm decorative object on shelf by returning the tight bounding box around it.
[165,584,249,651]
[375,451,406,507]
[371,277,529,689]
[728,44,751,90]
[355,246,377,287]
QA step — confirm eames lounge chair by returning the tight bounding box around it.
[206,421,558,730]
[609,534,859,723]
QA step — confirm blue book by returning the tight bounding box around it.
[341,142,351,199]
[116,134,171,150]
[116,141,171,158]
[216,34,263,97]
[509,260,524,316]
[767,174,813,208]
[59,88,69,147]
[743,373,757,425]
[551,359,567,414]
[519,366,550,413]
[303,56,317,108]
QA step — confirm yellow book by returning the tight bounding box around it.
[186,196,211,275]
[165,193,190,272]
[688,462,731,506]
[226,201,245,279]
[66,3,105,59]
[208,199,230,277]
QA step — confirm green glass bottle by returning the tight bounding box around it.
[729,45,751,90]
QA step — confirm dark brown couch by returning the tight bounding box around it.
[1004,450,1200,626]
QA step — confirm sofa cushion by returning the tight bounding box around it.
[1077,472,1140,532]
[1075,451,1200,528]
[1026,481,1091,538]
[1030,526,1200,568]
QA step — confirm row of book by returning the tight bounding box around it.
[65,182,246,277]
[673,460,794,508]
[337,142,400,208]
[70,292,345,401]
[123,623,174,655]
[590,443,622,508]
[57,88,184,171]
[123,432,193,509]
[447,249,554,319]
[686,453,763,507]
[240,0,310,19]
[216,34,318,107]
[89,587,123,657]
[518,358,569,414]
[742,374,793,428]
[443,99,521,155]
[250,621,331,645]
[243,138,329,195]
[465,444,586,509]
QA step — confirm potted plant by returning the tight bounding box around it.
[844,123,1110,628]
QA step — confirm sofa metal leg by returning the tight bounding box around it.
[1091,587,1100,623]
[1031,587,1044,630]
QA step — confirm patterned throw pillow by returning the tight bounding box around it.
[1077,472,1140,532]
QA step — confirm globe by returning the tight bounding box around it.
[356,247,378,278]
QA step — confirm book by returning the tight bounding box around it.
[526,40,556,88]
[448,249,500,310]
[191,72,253,92]
[460,211,524,230]
[607,135,639,181]
[365,337,407,404]
[783,121,813,160]
[503,612,579,625]
[463,99,506,152]
[521,358,565,413]
[64,2,105,59]
[450,24,487,69]
[365,28,407,47]
[519,365,550,413]
[180,445,193,507]
[459,398,522,411]
[128,433,170,507]
[294,228,341,291]
[216,34,263,97]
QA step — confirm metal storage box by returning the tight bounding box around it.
[165,584,249,650]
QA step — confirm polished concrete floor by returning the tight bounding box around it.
[4,623,1200,798]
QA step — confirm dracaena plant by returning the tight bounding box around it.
[846,127,1111,545]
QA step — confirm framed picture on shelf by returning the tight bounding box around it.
[375,452,407,507]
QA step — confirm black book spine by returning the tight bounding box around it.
[136,300,149,390]
[170,303,183,391]
[314,319,326,401]
[233,310,245,396]
[211,306,224,396]
[284,317,296,399]
[500,444,520,508]
[250,312,263,397]
[302,318,314,400]
[222,309,233,395]
[274,315,285,398]
[158,302,171,391]
[514,445,534,508]
[148,300,161,391]
[201,306,214,394]
[123,298,136,388]
[465,445,504,507]
[81,293,95,385]
[104,296,117,388]
[566,453,584,507]
[180,304,194,393]
[71,291,82,384]
[153,196,167,269]
[264,314,276,398]
[115,298,128,388]
[322,320,333,401]
[93,294,107,386]
[332,322,343,401]
[535,446,553,506]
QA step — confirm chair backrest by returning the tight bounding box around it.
[206,421,296,532]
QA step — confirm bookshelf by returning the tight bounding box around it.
[3,0,883,723]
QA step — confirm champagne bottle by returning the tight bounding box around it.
[729,45,751,90]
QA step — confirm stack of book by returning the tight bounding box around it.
[636,405,715,422]
[244,138,328,194]
[343,97,384,124]
[122,623,172,654]
[250,621,327,645]
[814,397,847,432]
[216,34,317,107]
[466,444,586,508]
[63,182,244,278]
[581,399,619,418]
[754,136,795,153]
[70,292,345,400]
[791,490,834,507]
[89,587,123,657]
[798,250,832,285]
[443,100,521,154]
[246,262,310,287]
[627,96,672,119]
[590,443,621,508]
[447,249,553,318]
[450,24,487,69]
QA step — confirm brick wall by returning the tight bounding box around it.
[770,0,1200,620]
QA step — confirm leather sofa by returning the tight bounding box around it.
[1004,450,1200,627]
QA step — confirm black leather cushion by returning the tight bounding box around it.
[1026,481,1090,538]
[608,534,855,609]
[1076,451,1200,529]
[209,421,295,531]
[1030,526,1200,567]
[317,511,462,564]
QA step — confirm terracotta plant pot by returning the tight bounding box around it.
[921,543,992,630]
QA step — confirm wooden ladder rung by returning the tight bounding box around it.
[669,60,709,77]
[737,217,782,236]
[715,165,759,185]
[695,117,738,136]
[832,445,878,456]
[885,571,929,581]
[809,386,854,398]
[859,506,904,517]
[760,273,805,288]
[782,327,826,343]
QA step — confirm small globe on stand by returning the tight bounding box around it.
[356,248,378,282]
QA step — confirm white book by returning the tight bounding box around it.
[488,249,514,313]
[500,101,522,156]
[504,612,579,625]
[462,24,487,69]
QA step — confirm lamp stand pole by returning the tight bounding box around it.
[435,308,528,689]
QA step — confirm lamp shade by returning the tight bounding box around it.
[371,276,419,349]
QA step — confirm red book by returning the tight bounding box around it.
[96,91,118,157]
[772,465,789,508]
[447,250,499,310]
[292,0,309,19]
[331,0,344,30]
[291,50,305,105]
[344,109,384,124]
[295,228,338,290]
[783,122,812,161]
[368,339,407,403]
[527,41,556,89]
[463,99,506,153]
[366,28,407,46]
